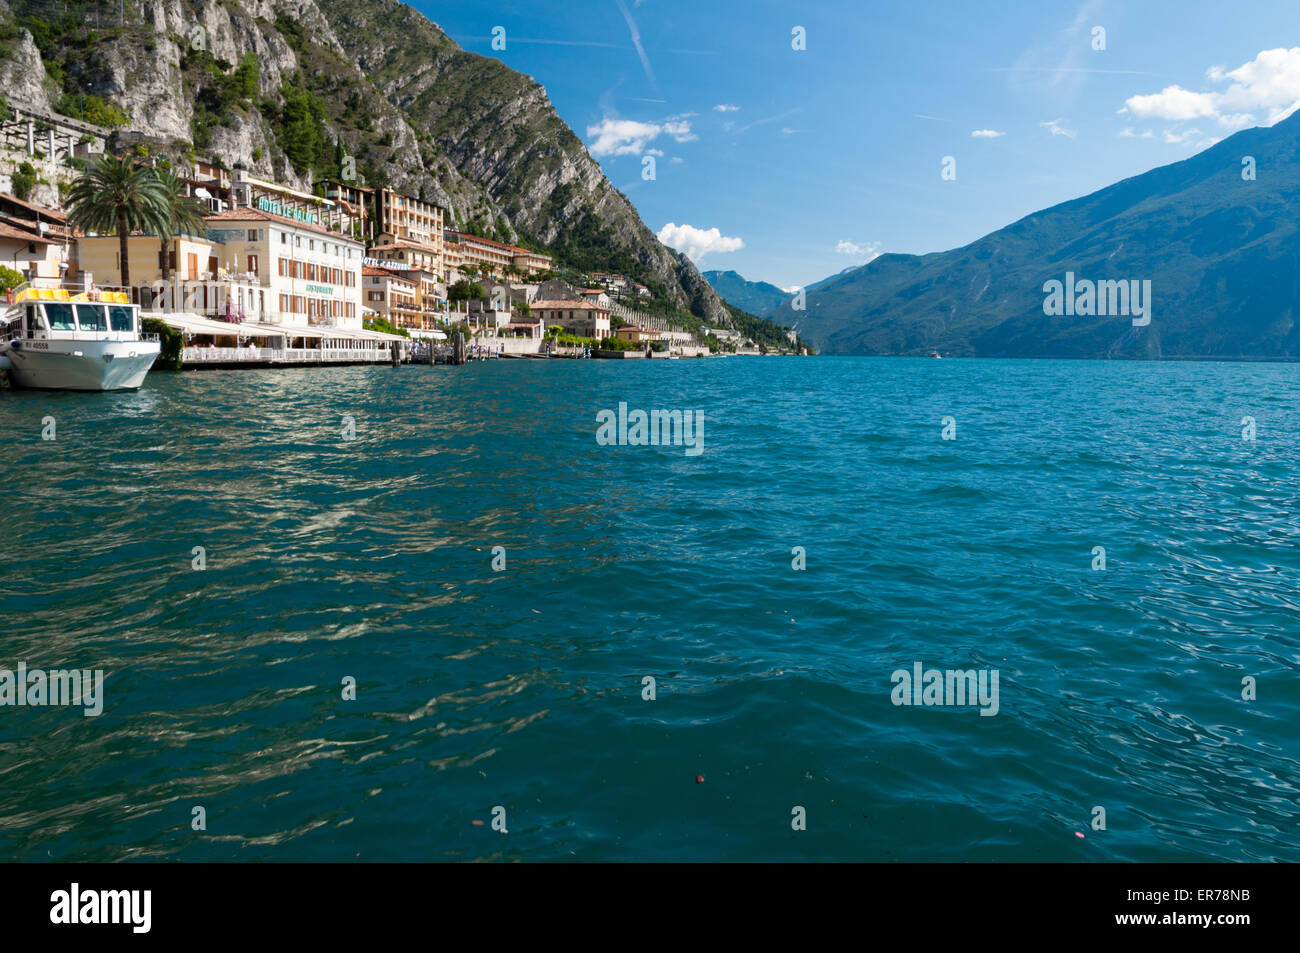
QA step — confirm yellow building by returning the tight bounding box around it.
[512,248,552,274]
[615,324,660,343]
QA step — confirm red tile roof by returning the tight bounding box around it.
[0,220,54,244]
[0,192,67,223]
[363,265,416,283]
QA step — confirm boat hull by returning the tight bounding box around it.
[2,338,160,391]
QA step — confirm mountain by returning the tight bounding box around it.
[702,269,789,317]
[0,0,730,325]
[774,112,1300,359]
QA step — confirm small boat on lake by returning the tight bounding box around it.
[0,281,160,391]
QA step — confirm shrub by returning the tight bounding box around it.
[56,92,128,128]
[11,161,36,200]
[0,265,25,293]
[142,318,184,370]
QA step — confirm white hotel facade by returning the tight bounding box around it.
[203,207,363,328]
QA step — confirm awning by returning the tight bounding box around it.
[144,312,270,338]
[265,324,326,339]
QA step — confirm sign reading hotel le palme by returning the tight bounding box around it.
[257,197,319,225]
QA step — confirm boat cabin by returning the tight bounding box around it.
[5,287,141,341]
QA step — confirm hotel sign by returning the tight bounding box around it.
[363,257,410,270]
[257,197,319,225]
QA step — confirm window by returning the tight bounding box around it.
[280,231,287,245]
[26,306,45,334]
[308,239,315,251]
[45,303,75,330]
[108,305,134,332]
[247,229,260,242]
[74,304,108,332]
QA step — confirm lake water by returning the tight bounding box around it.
[1,357,1298,861]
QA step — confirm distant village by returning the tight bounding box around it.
[0,107,785,366]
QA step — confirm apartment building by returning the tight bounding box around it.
[529,299,611,339]
[363,265,420,327]
[0,192,72,281]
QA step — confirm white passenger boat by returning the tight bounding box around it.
[0,282,160,391]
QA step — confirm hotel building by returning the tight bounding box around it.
[443,229,553,282]
[374,187,444,252]
[204,208,364,328]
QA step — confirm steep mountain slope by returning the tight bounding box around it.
[776,112,1300,358]
[702,269,789,317]
[0,0,729,324]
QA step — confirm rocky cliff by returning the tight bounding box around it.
[0,0,730,324]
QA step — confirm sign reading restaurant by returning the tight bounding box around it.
[257,197,319,225]
[304,283,335,296]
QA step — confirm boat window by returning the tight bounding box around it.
[107,305,134,332]
[75,304,108,332]
[26,307,45,333]
[45,303,75,330]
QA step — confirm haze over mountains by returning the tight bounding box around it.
[711,112,1300,359]
[700,270,790,320]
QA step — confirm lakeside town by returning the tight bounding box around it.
[0,112,797,372]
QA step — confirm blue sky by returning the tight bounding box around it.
[415,0,1300,290]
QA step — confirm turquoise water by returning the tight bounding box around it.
[1,357,1298,861]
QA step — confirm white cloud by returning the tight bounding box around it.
[645,147,664,156]
[1162,127,1203,145]
[669,157,684,164]
[662,120,697,142]
[1121,47,1300,129]
[780,127,797,135]
[971,129,1005,138]
[781,285,801,294]
[835,240,882,262]
[1040,118,1076,138]
[586,117,697,156]
[1119,127,1135,138]
[713,104,740,112]
[657,222,744,260]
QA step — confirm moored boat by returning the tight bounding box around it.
[0,282,160,391]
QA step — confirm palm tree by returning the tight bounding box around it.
[66,154,170,291]
[155,167,209,282]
